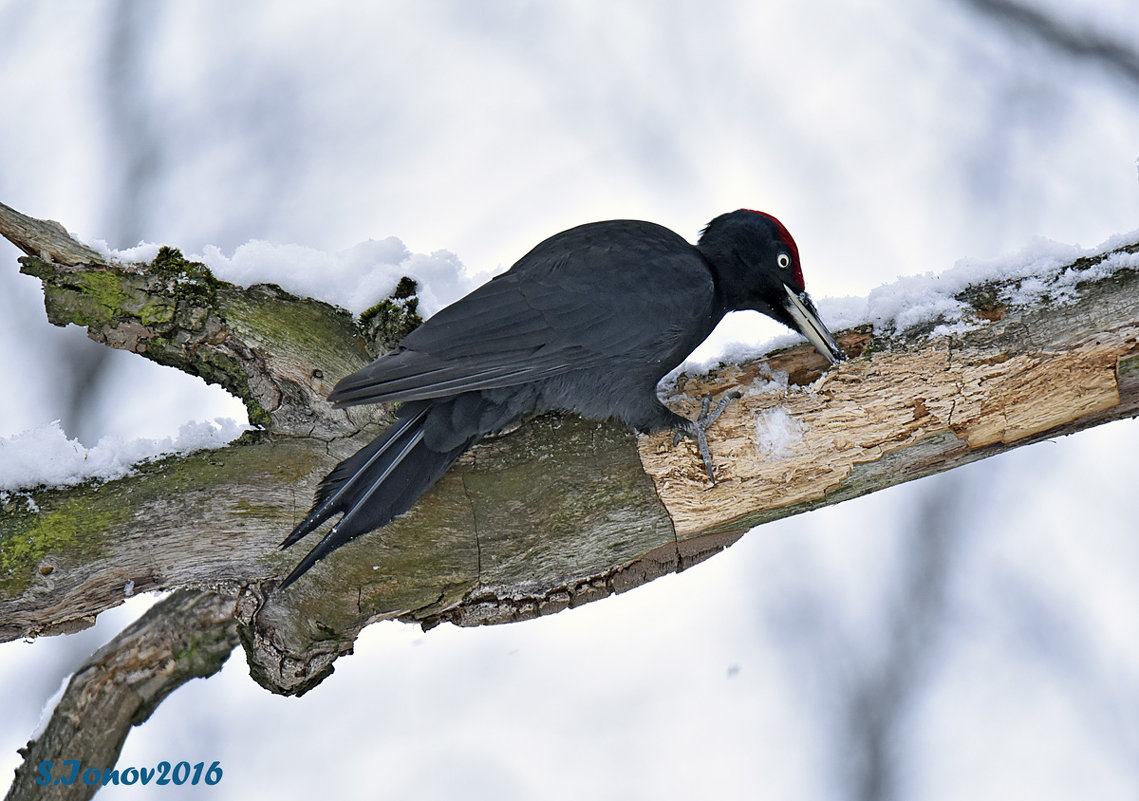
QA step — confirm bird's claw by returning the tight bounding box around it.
[673,391,742,483]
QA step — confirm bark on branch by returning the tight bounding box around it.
[5,590,238,801]
[2,199,1138,707]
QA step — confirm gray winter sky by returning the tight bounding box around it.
[2,2,1139,799]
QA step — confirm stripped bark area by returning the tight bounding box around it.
[641,315,1137,539]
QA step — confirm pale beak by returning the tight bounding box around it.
[783,284,846,364]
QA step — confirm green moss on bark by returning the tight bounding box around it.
[359,276,422,356]
[0,487,126,596]
[0,436,327,599]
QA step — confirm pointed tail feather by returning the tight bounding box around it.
[279,405,430,551]
[278,402,475,590]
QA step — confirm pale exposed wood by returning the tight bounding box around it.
[639,335,1134,538]
[0,201,105,266]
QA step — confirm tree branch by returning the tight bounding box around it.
[959,0,1139,92]
[4,590,238,801]
[2,200,1138,704]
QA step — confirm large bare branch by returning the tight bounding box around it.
[3,199,1138,801]
[2,200,1138,702]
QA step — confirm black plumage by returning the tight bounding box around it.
[279,210,844,588]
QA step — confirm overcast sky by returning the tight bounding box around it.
[2,2,1139,799]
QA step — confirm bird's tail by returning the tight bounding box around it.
[278,401,474,589]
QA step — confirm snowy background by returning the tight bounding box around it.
[2,1,1139,799]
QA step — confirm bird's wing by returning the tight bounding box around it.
[329,221,716,408]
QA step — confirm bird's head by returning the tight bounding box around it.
[698,209,846,364]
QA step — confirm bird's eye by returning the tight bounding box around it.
[777,252,792,270]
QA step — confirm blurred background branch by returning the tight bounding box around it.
[960,0,1139,92]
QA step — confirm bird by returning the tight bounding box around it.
[278,209,845,589]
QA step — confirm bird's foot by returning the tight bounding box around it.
[673,391,742,483]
